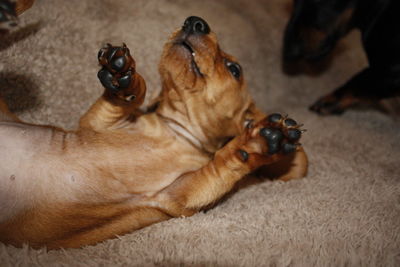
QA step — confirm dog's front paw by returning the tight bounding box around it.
[309,93,353,115]
[236,113,303,168]
[97,43,145,103]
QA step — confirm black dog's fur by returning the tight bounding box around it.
[283,0,400,115]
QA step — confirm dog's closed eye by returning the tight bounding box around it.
[225,60,241,79]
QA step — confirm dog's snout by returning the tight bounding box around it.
[182,16,210,35]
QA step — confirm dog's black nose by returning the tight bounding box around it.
[182,16,210,35]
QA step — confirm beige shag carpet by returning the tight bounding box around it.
[1,0,400,266]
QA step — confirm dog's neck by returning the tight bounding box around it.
[154,89,231,153]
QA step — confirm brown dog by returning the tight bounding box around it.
[0,16,308,249]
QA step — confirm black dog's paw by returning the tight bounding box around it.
[309,93,355,115]
[0,0,17,32]
[97,43,135,94]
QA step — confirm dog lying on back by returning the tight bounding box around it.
[283,0,400,115]
[0,16,307,249]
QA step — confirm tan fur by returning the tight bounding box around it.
[0,21,307,249]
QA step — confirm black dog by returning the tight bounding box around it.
[283,0,400,115]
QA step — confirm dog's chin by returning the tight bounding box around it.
[175,42,204,77]
[159,43,205,89]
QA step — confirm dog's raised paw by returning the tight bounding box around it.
[97,43,136,95]
[237,113,304,167]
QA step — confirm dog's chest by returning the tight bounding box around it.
[83,134,209,196]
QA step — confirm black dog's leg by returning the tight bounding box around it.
[309,67,400,115]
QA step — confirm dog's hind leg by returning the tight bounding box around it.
[79,44,146,131]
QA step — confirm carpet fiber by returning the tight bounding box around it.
[1,0,400,266]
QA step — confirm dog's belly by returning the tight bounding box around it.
[0,122,58,221]
[0,121,209,223]
[0,122,98,222]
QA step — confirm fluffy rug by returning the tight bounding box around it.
[1,0,399,266]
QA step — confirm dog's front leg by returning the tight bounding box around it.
[309,67,400,115]
[79,44,146,131]
[154,114,303,216]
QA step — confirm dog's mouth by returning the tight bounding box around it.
[161,17,216,81]
[176,39,203,76]
[181,40,194,55]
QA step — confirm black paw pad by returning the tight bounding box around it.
[268,142,280,154]
[97,43,135,92]
[267,113,282,123]
[282,143,297,154]
[260,127,284,154]
[287,128,301,141]
[260,128,283,143]
[111,55,127,72]
[259,115,303,155]
[117,70,132,89]
[98,68,117,91]
[238,149,249,162]
[284,118,297,127]
[97,45,119,64]
[97,68,132,92]
[98,43,131,73]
